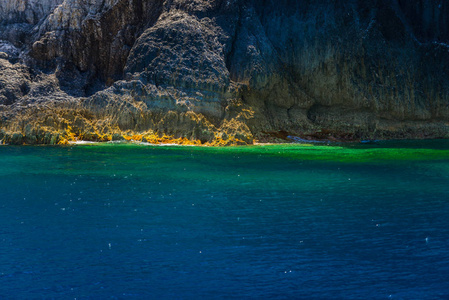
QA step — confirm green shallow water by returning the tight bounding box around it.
[1,140,449,299]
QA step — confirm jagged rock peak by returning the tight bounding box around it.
[0,0,63,24]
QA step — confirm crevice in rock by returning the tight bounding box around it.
[225,3,243,81]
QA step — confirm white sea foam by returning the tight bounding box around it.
[68,140,98,145]
[139,142,195,147]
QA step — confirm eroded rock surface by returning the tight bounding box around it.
[1,0,449,145]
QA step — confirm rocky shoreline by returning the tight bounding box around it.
[1,0,449,145]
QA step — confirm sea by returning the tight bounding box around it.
[1,140,449,299]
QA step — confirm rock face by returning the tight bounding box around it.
[1,0,449,145]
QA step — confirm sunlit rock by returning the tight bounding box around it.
[0,0,449,144]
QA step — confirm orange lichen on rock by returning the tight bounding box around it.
[58,138,70,145]
[131,134,143,141]
[0,102,255,146]
[66,125,78,141]
[137,131,203,145]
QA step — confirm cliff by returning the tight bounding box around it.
[1,0,449,145]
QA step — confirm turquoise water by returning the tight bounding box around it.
[1,141,449,299]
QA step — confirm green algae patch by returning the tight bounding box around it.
[253,144,449,163]
[149,140,447,163]
[2,140,449,194]
[68,139,449,164]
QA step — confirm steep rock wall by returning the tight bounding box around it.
[1,0,449,144]
[31,0,163,94]
[0,0,62,24]
[235,0,449,139]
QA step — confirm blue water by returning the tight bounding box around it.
[1,142,449,299]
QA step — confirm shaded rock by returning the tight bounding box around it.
[10,132,23,145]
[0,0,449,145]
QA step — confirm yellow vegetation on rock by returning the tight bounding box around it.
[141,132,202,145]
[66,125,78,141]
[0,99,255,146]
[58,138,70,145]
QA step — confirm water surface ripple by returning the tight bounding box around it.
[1,141,449,299]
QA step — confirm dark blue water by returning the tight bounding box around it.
[1,142,449,299]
